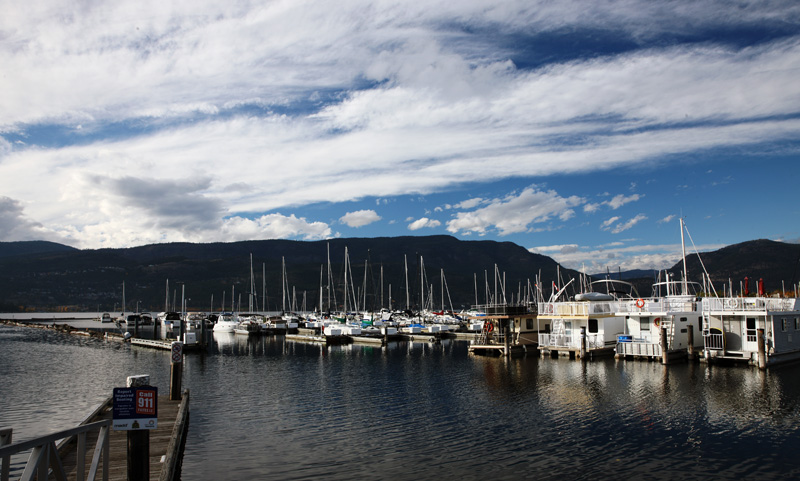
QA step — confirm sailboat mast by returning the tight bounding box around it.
[404,254,409,310]
[680,217,689,295]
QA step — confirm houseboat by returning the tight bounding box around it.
[702,295,800,367]
[615,277,704,362]
[538,279,635,360]
[468,304,538,356]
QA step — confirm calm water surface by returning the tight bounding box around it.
[2,322,800,480]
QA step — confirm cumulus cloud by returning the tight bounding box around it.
[447,186,583,236]
[220,214,332,241]
[659,215,676,224]
[533,241,727,273]
[0,196,62,242]
[408,217,442,230]
[340,209,382,228]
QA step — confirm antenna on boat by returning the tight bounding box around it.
[680,216,689,296]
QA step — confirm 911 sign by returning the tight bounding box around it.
[136,389,156,416]
[112,386,158,431]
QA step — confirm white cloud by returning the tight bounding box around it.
[601,217,620,230]
[659,215,676,224]
[531,244,580,255]
[535,241,727,273]
[339,209,382,228]
[611,214,648,234]
[1,1,799,249]
[606,194,641,210]
[408,217,441,230]
[447,186,583,235]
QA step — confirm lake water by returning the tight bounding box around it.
[2,321,800,480]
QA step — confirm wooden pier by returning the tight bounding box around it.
[56,390,190,481]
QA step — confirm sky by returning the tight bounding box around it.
[1,0,799,274]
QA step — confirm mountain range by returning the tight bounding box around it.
[0,236,797,312]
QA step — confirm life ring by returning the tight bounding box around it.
[635,299,645,308]
[653,317,661,328]
[484,321,494,333]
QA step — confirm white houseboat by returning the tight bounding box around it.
[702,296,800,367]
[615,277,704,362]
[538,279,634,360]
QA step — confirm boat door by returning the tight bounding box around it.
[742,317,759,352]
[723,318,742,351]
[564,321,573,346]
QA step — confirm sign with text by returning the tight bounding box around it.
[112,386,158,431]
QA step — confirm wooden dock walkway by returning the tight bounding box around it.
[57,390,190,481]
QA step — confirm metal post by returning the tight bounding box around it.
[503,319,511,357]
[170,342,183,401]
[660,327,669,364]
[126,375,150,481]
[580,327,586,360]
[757,328,767,369]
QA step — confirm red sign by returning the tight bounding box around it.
[135,389,157,416]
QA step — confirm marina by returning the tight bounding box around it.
[3,315,800,480]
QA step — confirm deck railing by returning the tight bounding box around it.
[703,297,799,312]
[616,298,699,313]
[1,428,11,481]
[616,341,663,357]
[0,419,110,481]
[539,301,620,316]
[704,332,724,350]
[538,333,605,349]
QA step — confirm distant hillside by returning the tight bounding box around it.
[611,239,800,297]
[1,236,797,312]
[679,239,800,294]
[0,241,77,258]
[0,235,578,312]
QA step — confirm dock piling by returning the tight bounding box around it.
[757,328,767,369]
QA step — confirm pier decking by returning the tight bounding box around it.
[56,390,190,481]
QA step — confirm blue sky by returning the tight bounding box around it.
[1,0,799,273]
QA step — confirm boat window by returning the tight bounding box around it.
[641,318,650,331]
[588,318,598,333]
[795,318,800,331]
[526,319,534,330]
[543,323,550,333]
[782,319,789,332]
[746,318,756,330]
[680,317,687,323]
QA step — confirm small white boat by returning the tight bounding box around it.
[213,313,238,333]
[235,319,261,336]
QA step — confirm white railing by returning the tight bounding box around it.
[615,298,699,314]
[539,301,620,316]
[616,341,662,357]
[703,297,799,313]
[0,420,110,481]
[538,333,606,349]
[704,332,724,350]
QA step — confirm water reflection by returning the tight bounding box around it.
[3,325,800,480]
